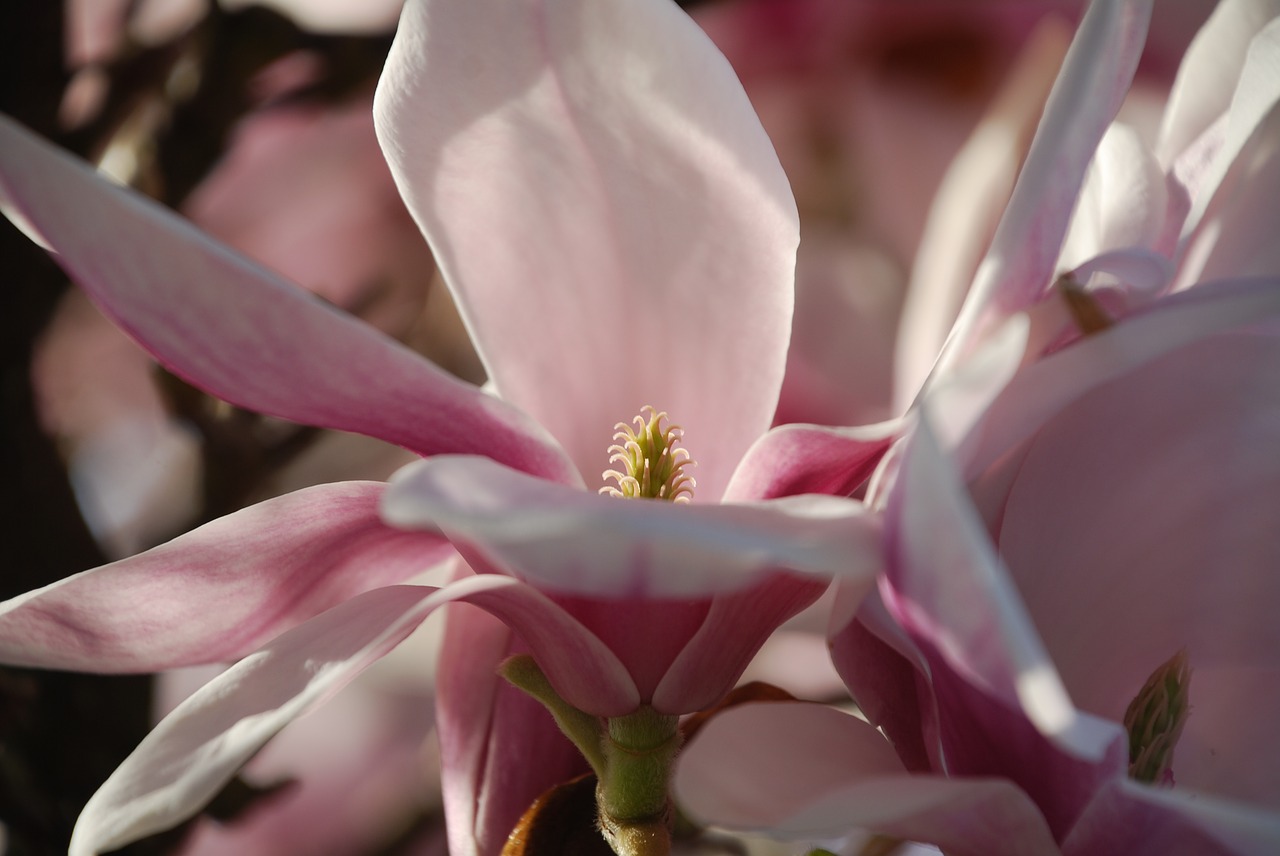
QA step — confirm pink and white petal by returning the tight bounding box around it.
[68,573,629,856]
[990,333,1280,811]
[68,584,445,856]
[0,482,450,672]
[1188,108,1280,283]
[0,115,574,484]
[374,0,798,499]
[830,589,939,774]
[956,276,1280,478]
[894,17,1070,411]
[935,0,1152,378]
[1063,778,1280,856]
[1056,123,1168,272]
[722,418,902,503]
[1176,16,1280,252]
[652,573,831,713]
[675,702,1060,856]
[886,419,1123,768]
[434,603,587,856]
[1155,0,1280,168]
[383,456,883,598]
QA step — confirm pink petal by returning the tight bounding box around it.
[894,16,1071,410]
[0,482,450,672]
[989,333,1280,811]
[374,0,799,499]
[1155,0,1278,168]
[1064,778,1280,856]
[434,603,587,856]
[651,573,830,713]
[1176,17,1280,253]
[886,419,1124,768]
[382,455,883,598]
[722,419,901,502]
[936,0,1152,376]
[0,115,574,484]
[67,573,632,855]
[955,277,1280,479]
[68,584,446,856]
[674,702,1060,856]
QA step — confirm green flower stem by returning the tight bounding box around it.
[598,706,682,824]
[499,654,606,776]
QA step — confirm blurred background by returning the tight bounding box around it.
[0,1,1214,853]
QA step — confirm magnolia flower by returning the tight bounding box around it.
[0,0,884,854]
[676,1,1280,853]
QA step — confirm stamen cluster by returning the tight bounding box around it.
[600,406,695,502]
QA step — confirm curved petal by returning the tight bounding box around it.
[990,333,1280,810]
[722,419,901,503]
[0,115,575,484]
[375,0,798,499]
[1156,0,1280,166]
[68,584,446,856]
[888,419,1123,766]
[382,455,883,598]
[883,419,1128,836]
[935,0,1152,379]
[674,702,1060,856]
[1064,778,1280,856]
[651,573,831,713]
[0,482,450,672]
[953,277,1280,478]
[1176,16,1280,251]
[67,573,634,856]
[1056,123,1169,271]
[435,601,587,856]
[894,16,1070,410]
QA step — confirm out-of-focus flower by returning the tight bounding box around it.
[675,1,1280,853]
[0,0,885,854]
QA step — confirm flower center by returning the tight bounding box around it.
[1123,649,1191,785]
[600,406,695,502]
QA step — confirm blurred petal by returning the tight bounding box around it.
[68,573,631,856]
[68,584,444,856]
[375,0,798,498]
[1156,0,1280,167]
[1064,778,1280,856]
[1177,16,1280,248]
[0,482,449,672]
[675,702,1059,856]
[937,0,1152,375]
[383,455,883,598]
[894,16,1070,409]
[0,115,574,483]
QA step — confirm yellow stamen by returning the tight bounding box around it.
[600,406,695,502]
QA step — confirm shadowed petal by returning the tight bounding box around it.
[675,702,1060,856]
[1064,778,1280,856]
[435,604,587,856]
[0,482,450,672]
[375,0,798,499]
[0,114,575,484]
[936,0,1152,377]
[382,455,882,598]
[67,574,634,856]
